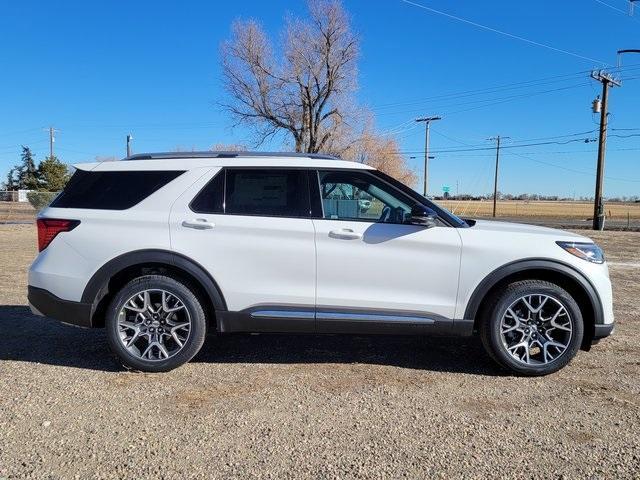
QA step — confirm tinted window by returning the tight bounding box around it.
[190,170,224,214]
[225,169,309,217]
[51,169,184,210]
[371,170,468,227]
[318,170,413,224]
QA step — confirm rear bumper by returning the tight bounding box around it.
[28,286,93,328]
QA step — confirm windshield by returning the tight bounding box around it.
[370,170,469,228]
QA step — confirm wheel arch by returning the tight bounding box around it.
[82,249,227,328]
[465,259,603,350]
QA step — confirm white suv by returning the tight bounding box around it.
[28,152,614,375]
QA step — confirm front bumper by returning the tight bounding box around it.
[28,286,93,328]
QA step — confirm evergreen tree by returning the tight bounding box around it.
[4,167,17,191]
[38,155,69,191]
[16,146,40,190]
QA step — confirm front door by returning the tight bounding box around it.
[312,169,462,334]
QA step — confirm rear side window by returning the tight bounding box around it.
[226,169,309,217]
[51,169,184,210]
[190,170,224,214]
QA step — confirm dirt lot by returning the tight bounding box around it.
[1,225,639,479]
[0,202,36,223]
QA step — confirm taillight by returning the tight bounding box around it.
[37,219,80,252]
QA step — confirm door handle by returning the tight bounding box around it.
[182,219,215,230]
[329,228,362,240]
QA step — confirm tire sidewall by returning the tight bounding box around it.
[106,275,207,372]
[484,282,584,376]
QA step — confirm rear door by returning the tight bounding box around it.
[169,167,317,332]
[311,169,462,333]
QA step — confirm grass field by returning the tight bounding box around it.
[438,199,640,221]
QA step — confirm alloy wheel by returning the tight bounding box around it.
[499,294,573,366]
[117,289,192,361]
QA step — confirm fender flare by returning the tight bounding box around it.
[81,249,227,314]
[463,258,604,325]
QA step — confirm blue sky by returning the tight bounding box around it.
[1,0,639,197]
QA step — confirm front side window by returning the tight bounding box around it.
[318,170,414,224]
[225,169,310,217]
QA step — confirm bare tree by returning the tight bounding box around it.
[343,130,418,187]
[221,0,358,152]
[211,143,247,152]
[94,156,119,162]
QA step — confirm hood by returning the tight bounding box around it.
[468,219,590,241]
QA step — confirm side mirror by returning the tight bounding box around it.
[409,205,438,227]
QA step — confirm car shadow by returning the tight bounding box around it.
[0,305,503,376]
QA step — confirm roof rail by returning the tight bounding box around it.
[124,151,340,161]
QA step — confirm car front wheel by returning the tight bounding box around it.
[106,275,207,372]
[480,280,584,376]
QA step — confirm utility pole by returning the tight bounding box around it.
[126,134,133,157]
[590,70,621,231]
[416,116,441,197]
[46,127,58,158]
[488,135,509,218]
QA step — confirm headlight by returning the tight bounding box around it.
[556,241,605,264]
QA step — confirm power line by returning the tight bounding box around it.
[428,129,600,150]
[400,0,612,66]
[609,133,640,138]
[444,83,592,117]
[431,129,476,146]
[377,82,591,117]
[400,137,599,154]
[372,74,590,111]
[425,146,640,156]
[373,63,640,112]
[379,82,596,120]
[507,129,599,143]
[0,127,44,139]
[593,0,630,14]
[0,139,49,151]
[506,151,640,183]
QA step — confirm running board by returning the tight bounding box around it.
[216,306,470,336]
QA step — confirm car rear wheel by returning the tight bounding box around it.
[106,275,207,372]
[480,280,584,376]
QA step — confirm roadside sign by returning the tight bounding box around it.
[442,185,450,193]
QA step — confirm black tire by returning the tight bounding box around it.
[106,275,207,372]
[479,280,584,376]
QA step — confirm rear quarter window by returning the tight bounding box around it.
[50,169,184,210]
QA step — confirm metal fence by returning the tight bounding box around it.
[0,191,19,202]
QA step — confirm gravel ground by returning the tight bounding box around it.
[0,225,639,479]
